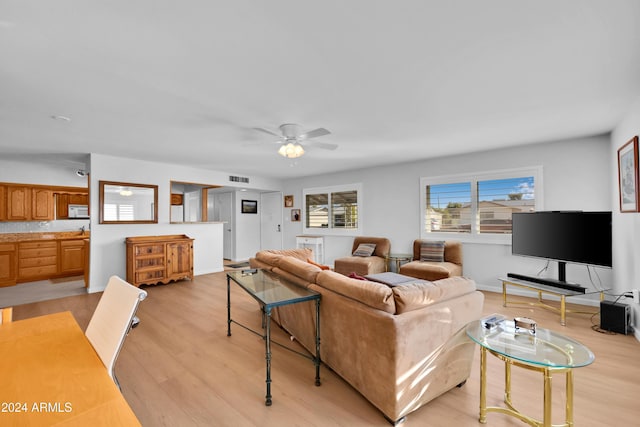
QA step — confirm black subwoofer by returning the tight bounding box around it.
[600,301,630,335]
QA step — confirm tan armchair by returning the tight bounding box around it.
[399,240,463,281]
[334,236,391,276]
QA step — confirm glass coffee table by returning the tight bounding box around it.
[466,319,594,427]
[226,269,321,406]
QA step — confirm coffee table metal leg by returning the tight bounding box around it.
[265,307,272,406]
[226,277,231,336]
[314,299,321,386]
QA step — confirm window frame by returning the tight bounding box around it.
[302,183,363,236]
[419,166,543,244]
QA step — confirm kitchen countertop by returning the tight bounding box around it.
[0,231,90,243]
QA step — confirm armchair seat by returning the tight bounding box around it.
[334,236,391,276]
[399,240,463,281]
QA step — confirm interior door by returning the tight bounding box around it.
[212,191,234,260]
[260,192,282,250]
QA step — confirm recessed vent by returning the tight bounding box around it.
[229,175,250,183]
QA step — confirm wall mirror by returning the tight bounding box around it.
[99,180,158,224]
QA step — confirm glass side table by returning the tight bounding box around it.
[384,253,413,272]
[466,319,594,427]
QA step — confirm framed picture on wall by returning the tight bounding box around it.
[241,199,258,214]
[291,209,301,222]
[617,135,639,212]
[284,195,294,207]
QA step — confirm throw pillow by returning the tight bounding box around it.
[307,258,331,271]
[420,240,445,262]
[352,243,376,257]
[348,272,368,280]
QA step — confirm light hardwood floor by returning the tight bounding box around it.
[12,272,640,426]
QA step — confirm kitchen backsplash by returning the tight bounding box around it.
[0,219,90,233]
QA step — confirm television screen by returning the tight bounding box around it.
[511,211,612,268]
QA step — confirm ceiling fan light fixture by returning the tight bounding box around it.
[278,142,304,158]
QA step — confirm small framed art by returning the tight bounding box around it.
[284,195,294,207]
[291,209,301,222]
[241,199,258,214]
[618,136,639,212]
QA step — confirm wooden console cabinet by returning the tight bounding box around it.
[125,234,194,287]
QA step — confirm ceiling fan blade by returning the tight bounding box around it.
[299,128,330,140]
[253,127,283,138]
[303,140,338,150]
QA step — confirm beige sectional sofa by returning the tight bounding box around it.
[249,248,484,424]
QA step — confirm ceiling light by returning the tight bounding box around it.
[120,189,133,197]
[278,143,305,158]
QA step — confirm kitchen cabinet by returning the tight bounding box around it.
[126,234,193,287]
[18,241,58,281]
[60,239,85,275]
[170,193,183,205]
[31,188,54,220]
[0,186,6,221]
[0,243,16,287]
[7,186,31,220]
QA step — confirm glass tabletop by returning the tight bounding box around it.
[227,270,320,308]
[466,319,595,369]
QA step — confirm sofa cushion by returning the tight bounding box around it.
[255,251,285,268]
[316,270,395,314]
[277,256,322,283]
[334,256,387,276]
[420,240,445,262]
[399,260,463,281]
[353,243,376,257]
[392,276,476,314]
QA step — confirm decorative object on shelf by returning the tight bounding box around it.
[617,135,639,212]
[241,199,257,214]
[291,209,300,222]
[284,195,294,207]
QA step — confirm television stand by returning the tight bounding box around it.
[500,276,605,326]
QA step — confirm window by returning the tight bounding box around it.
[303,184,362,235]
[421,167,542,242]
[103,204,135,221]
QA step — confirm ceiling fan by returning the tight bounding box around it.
[253,123,337,158]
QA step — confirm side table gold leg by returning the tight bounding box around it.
[566,369,574,426]
[560,295,566,326]
[504,360,512,405]
[543,368,552,427]
[479,347,487,423]
[502,282,507,307]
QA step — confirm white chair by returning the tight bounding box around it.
[85,275,147,388]
[0,307,12,325]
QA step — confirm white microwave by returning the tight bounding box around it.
[68,204,89,218]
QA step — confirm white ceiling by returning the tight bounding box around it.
[1,1,639,179]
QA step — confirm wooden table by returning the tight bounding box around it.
[0,311,140,426]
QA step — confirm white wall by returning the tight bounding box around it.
[611,95,640,339]
[88,154,281,292]
[283,135,613,304]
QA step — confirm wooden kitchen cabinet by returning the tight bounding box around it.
[18,241,58,281]
[126,234,193,287]
[31,188,54,220]
[0,186,6,221]
[7,186,31,220]
[0,243,17,287]
[56,192,89,219]
[59,239,85,275]
[170,193,184,205]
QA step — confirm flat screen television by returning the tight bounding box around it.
[511,211,612,290]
